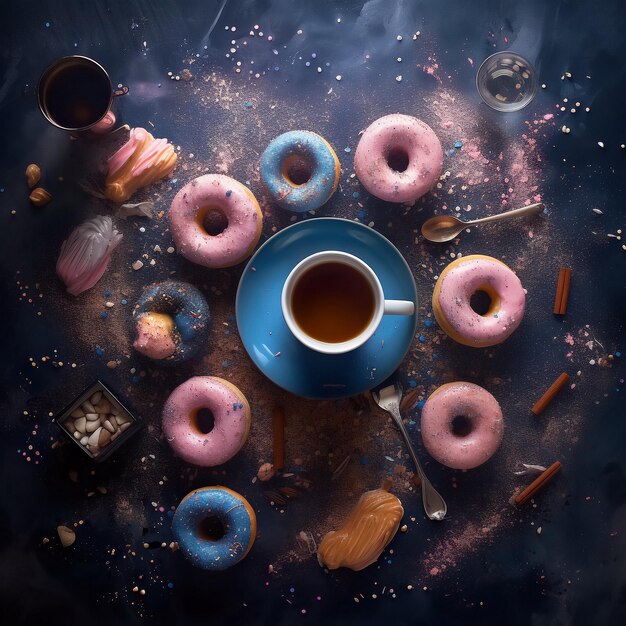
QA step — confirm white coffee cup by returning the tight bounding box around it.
[281,251,415,355]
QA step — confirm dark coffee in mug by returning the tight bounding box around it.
[290,262,376,343]
[38,56,112,130]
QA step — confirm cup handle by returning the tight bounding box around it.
[383,300,414,316]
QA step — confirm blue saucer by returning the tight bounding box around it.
[236,218,417,399]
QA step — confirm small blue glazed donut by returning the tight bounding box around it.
[172,487,257,570]
[132,280,210,366]
[260,130,340,212]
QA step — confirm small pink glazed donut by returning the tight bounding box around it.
[168,174,263,268]
[421,382,504,470]
[432,254,526,348]
[162,376,251,467]
[354,114,443,203]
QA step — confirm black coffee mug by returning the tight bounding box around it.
[37,55,128,133]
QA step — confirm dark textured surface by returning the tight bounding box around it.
[1,1,625,625]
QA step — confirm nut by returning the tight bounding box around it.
[29,187,52,206]
[25,163,41,188]
[57,525,76,548]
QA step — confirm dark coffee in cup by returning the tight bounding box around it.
[290,261,376,343]
[38,56,113,130]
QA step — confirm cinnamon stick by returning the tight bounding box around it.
[531,372,570,415]
[399,389,418,413]
[272,406,285,470]
[558,268,572,315]
[514,461,562,505]
[553,268,566,314]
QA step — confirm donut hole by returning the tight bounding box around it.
[386,147,410,173]
[283,155,312,186]
[451,415,473,437]
[193,408,215,434]
[470,290,493,316]
[201,207,229,236]
[198,515,226,542]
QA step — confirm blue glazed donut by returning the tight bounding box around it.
[260,130,340,212]
[132,280,210,366]
[172,487,257,570]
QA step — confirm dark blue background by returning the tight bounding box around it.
[1,1,625,625]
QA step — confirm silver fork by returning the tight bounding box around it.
[372,383,447,521]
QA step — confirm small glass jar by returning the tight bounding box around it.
[476,51,537,112]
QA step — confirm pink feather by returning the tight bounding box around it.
[56,215,123,296]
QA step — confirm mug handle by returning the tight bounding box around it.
[383,300,414,316]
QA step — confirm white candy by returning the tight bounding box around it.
[90,391,102,405]
[85,413,100,421]
[103,420,116,433]
[88,427,103,447]
[80,435,89,445]
[85,420,100,434]
[74,417,86,433]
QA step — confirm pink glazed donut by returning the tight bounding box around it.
[168,174,263,268]
[162,376,251,467]
[421,382,504,470]
[432,254,526,348]
[354,114,443,203]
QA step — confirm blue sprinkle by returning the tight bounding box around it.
[222,360,229,369]
[387,559,392,564]
[360,456,369,465]
[305,61,311,67]
[121,299,128,305]
[417,400,425,409]
[167,582,174,589]
[101,311,108,318]
[274,66,280,72]
[408,380,417,388]
[454,140,463,149]
[103,290,112,297]
[419,335,426,342]
[225,190,232,197]
[0,188,4,192]
[95,348,104,357]
[311,53,317,59]
[45,21,51,28]
[408,420,416,426]
[424,320,433,327]
[245,101,252,108]
[615,351,621,358]
[358,209,366,220]
[233,402,244,410]
[344,146,351,153]
[74,42,78,47]
[132,375,140,384]
[290,587,295,593]
[325,62,330,67]
[352,192,360,199]
[447,148,456,156]
[171,178,178,185]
